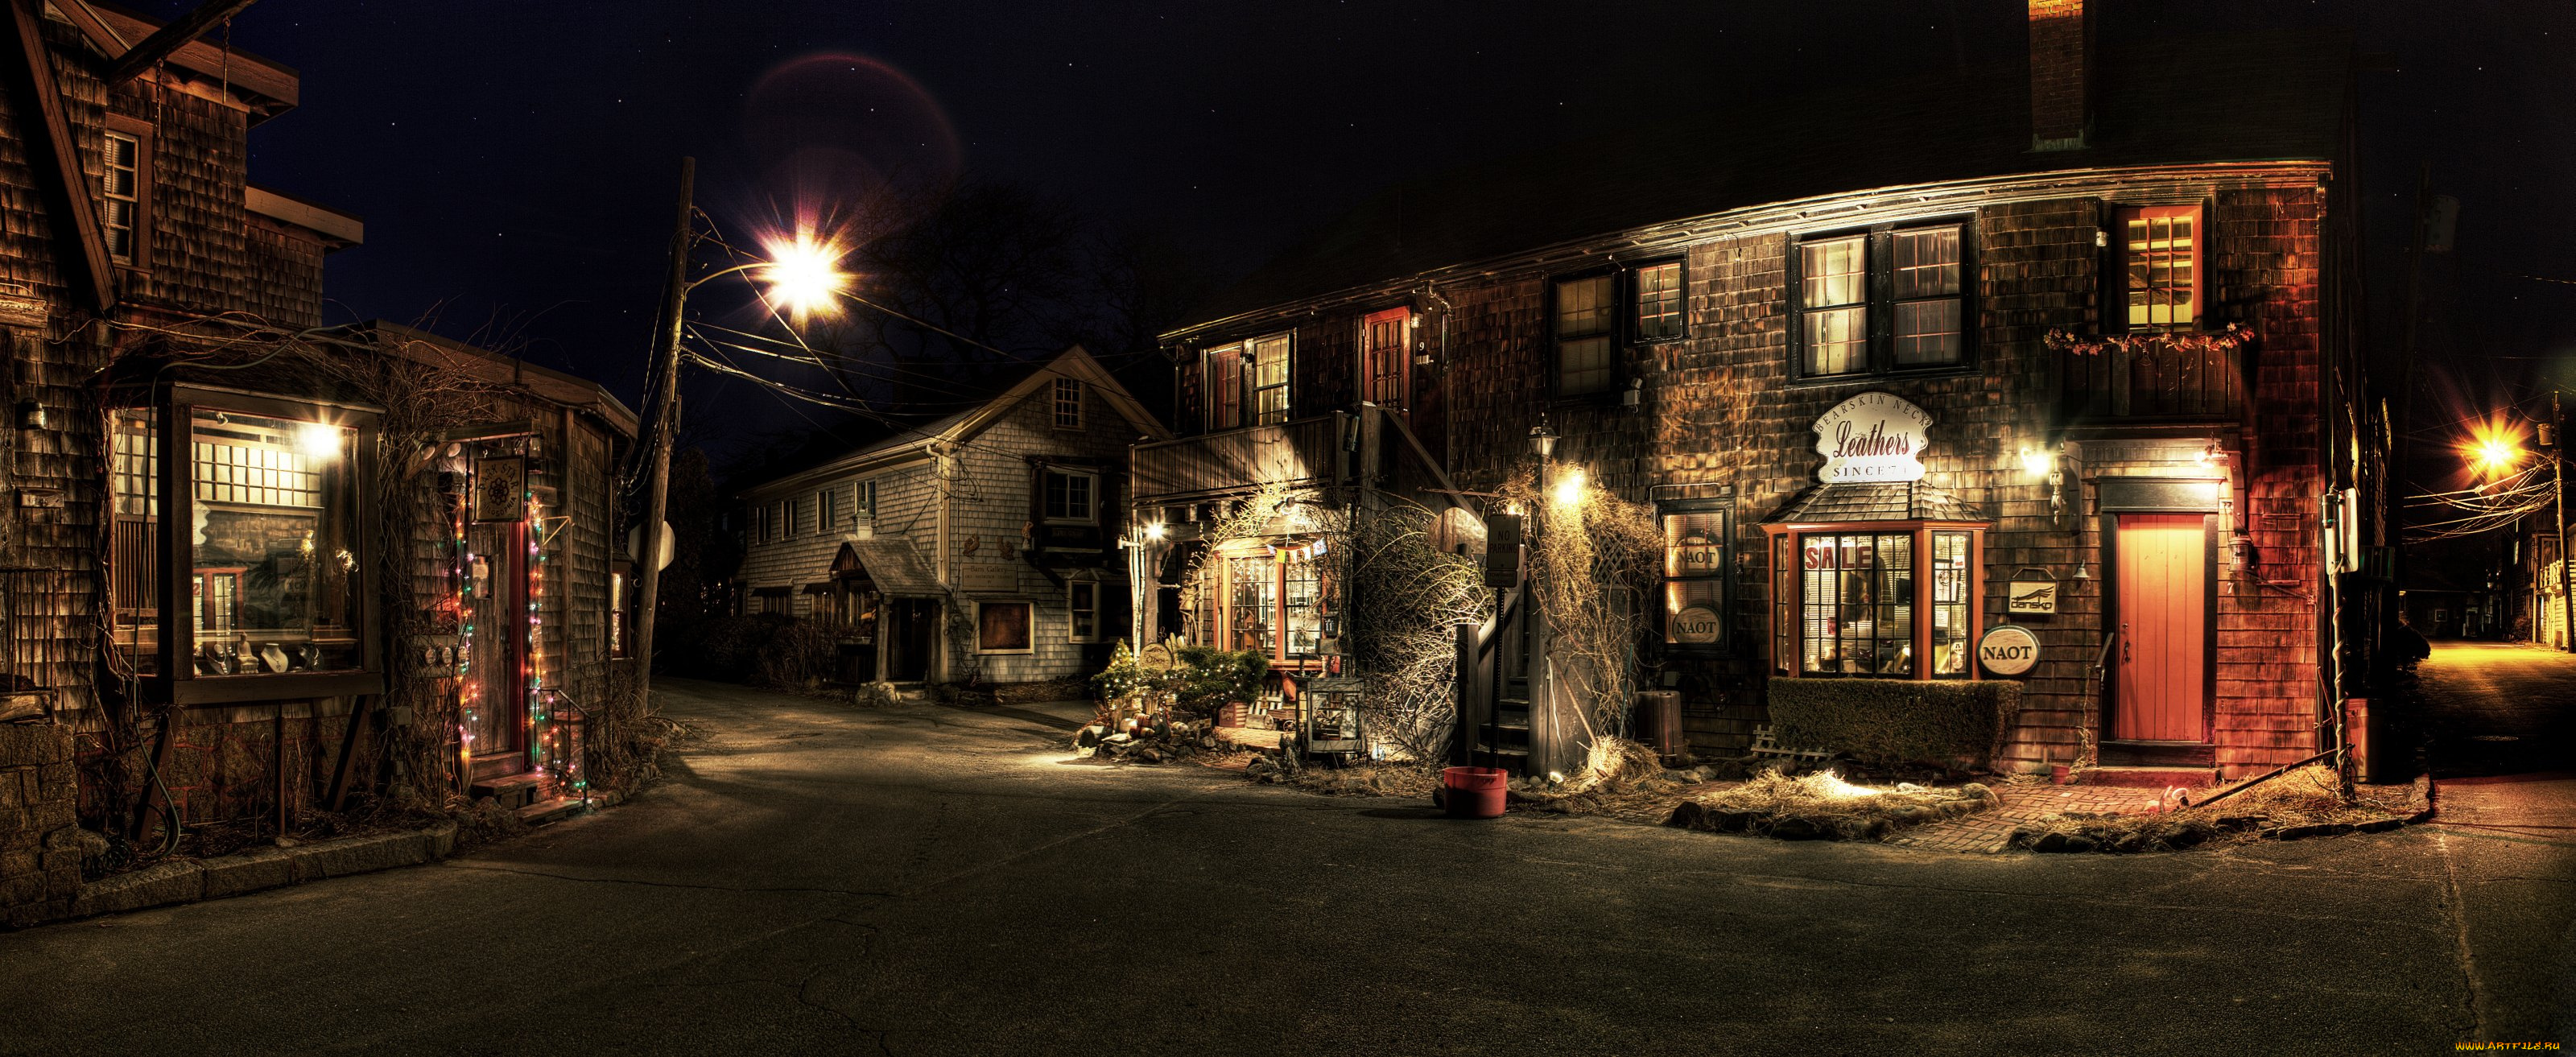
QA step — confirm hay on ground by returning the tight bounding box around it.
[2012,766,2404,853]
[1669,768,1996,841]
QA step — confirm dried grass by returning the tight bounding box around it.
[1514,740,1696,815]
[2011,766,2404,853]
[1670,767,1997,840]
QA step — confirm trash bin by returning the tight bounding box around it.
[1636,691,1684,763]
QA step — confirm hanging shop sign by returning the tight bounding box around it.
[1977,624,2041,676]
[1810,391,1933,485]
[2006,569,2058,616]
[472,456,526,522]
[1671,605,1722,645]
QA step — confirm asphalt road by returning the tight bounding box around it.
[1,675,2566,1056]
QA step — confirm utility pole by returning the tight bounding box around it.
[632,157,695,712]
[2556,390,2573,653]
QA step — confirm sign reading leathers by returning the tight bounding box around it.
[1810,391,1933,485]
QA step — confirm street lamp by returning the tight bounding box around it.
[632,159,850,712]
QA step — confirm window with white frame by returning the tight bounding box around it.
[1053,378,1084,429]
[781,497,799,538]
[1633,261,1685,342]
[2119,204,2202,330]
[102,130,142,266]
[1068,580,1100,642]
[1554,274,1616,395]
[819,486,837,531]
[1249,332,1290,425]
[1042,469,1096,524]
[854,479,877,520]
[1793,220,1971,378]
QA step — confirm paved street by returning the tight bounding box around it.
[2413,641,2576,1044]
[0,676,2566,1055]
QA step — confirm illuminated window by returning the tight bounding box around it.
[976,601,1034,653]
[1554,275,1615,395]
[1794,220,1972,378]
[1767,524,1981,680]
[2120,204,2202,330]
[1249,332,1291,425]
[102,130,141,265]
[1053,378,1084,429]
[1662,508,1728,646]
[1633,261,1685,342]
[1198,550,1327,662]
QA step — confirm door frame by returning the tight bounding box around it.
[2097,477,2221,755]
[469,518,531,779]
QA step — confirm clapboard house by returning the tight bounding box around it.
[0,5,636,927]
[734,348,1168,691]
[1146,2,2390,783]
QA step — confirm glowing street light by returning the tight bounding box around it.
[756,230,851,324]
[1553,466,1586,507]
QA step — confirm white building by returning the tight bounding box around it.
[735,349,1169,687]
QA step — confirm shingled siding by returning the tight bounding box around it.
[1173,176,2331,778]
[739,378,1140,686]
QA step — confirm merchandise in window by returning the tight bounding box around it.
[109,407,368,675]
[1799,532,1913,677]
[1554,275,1616,395]
[1228,555,1277,655]
[1930,531,1973,676]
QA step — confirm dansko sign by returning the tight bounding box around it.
[1811,391,1933,484]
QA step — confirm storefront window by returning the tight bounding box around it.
[1228,555,1276,654]
[1196,546,1331,663]
[110,404,369,676]
[1769,522,1982,680]
[1662,510,1728,646]
[1282,559,1321,657]
[1930,531,1972,677]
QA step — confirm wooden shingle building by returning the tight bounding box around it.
[1136,1,2391,783]
[735,348,1168,692]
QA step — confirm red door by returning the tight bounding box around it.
[2113,514,2207,742]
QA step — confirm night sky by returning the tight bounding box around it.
[117,1,2576,468]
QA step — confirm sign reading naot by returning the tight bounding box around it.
[1977,624,2041,676]
[1810,391,1933,484]
[1670,605,1721,645]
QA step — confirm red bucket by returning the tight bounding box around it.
[1441,766,1509,820]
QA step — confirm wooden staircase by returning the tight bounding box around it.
[1455,584,1534,775]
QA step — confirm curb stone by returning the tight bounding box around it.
[57,821,461,924]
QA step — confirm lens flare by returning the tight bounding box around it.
[2462,418,2528,480]
[758,231,850,324]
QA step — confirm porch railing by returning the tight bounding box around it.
[1132,415,1340,504]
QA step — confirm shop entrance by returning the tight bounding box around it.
[465,519,528,778]
[2112,513,2211,743]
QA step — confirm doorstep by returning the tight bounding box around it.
[2079,765,2217,789]
[55,822,459,924]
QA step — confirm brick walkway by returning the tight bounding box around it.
[1885,783,2170,853]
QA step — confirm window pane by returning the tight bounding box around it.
[1894,299,1962,365]
[1798,532,1913,676]
[1283,558,1320,658]
[1228,555,1276,654]
[1558,335,1613,395]
[1930,531,1971,677]
[1556,275,1613,339]
[2126,213,2197,328]
[1802,307,1867,375]
[978,603,1032,651]
[1664,510,1725,645]
[1892,227,1960,299]
[1800,237,1866,308]
[111,409,160,673]
[1634,262,1683,341]
[188,408,362,675]
[1251,334,1290,425]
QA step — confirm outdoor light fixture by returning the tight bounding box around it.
[1553,467,1586,507]
[1145,522,1167,541]
[1529,419,1557,460]
[295,423,343,461]
[758,229,852,323]
[2018,447,2054,480]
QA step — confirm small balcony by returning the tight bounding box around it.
[1133,415,1341,505]
[2057,335,2248,424]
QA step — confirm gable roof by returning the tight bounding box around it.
[1177,28,2350,335]
[741,345,1172,498]
[332,321,641,436]
[52,1,299,122]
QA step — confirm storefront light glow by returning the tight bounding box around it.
[294,422,343,460]
[2017,447,2054,479]
[1553,467,1586,506]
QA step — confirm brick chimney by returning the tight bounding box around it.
[2027,0,2091,151]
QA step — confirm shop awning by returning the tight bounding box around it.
[1764,481,1983,524]
[831,539,945,597]
[800,582,832,595]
